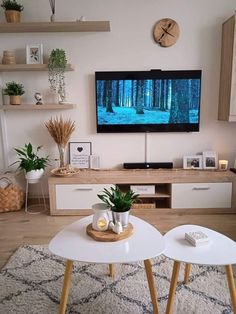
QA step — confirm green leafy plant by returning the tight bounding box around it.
[1,0,24,11]
[3,81,25,96]
[12,143,49,173]
[97,186,139,212]
[48,49,67,102]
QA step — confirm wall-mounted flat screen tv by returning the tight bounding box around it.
[95,70,201,133]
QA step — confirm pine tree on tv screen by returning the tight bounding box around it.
[96,79,200,125]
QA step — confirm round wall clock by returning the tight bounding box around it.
[153,18,180,47]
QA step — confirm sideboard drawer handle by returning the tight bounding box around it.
[75,188,93,191]
[192,187,210,191]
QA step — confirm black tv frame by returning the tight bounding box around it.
[95,70,202,133]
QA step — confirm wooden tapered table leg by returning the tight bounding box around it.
[166,261,181,314]
[144,259,159,314]
[59,260,73,314]
[184,263,191,284]
[108,264,115,278]
[225,265,236,314]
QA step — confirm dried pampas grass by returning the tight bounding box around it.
[45,116,75,146]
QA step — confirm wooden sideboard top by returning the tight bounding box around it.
[48,168,236,184]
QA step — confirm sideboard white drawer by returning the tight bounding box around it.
[56,184,114,210]
[171,182,232,209]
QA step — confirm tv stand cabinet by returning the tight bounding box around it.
[48,169,236,215]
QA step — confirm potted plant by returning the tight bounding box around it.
[3,81,25,105]
[1,0,24,23]
[97,186,139,227]
[12,143,49,183]
[48,48,67,103]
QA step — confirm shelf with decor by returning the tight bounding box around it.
[0,21,111,33]
[0,63,74,72]
[0,104,76,110]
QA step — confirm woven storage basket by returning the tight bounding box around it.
[0,177,24,213]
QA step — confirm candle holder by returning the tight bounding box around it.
[219,160,228,171]
[92,203,110,231]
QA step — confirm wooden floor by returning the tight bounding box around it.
[0,207,236,269]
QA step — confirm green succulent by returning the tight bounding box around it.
[97,186,139,212]
[3,81,25,96]
[1,0,24,11]
[12,143,49,173]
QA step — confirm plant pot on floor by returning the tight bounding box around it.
[5,10,21,22]
[25,169,44,184]
[10,95,21,105]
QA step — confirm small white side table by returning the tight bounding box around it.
[25,179,47,214]
[163,225,236,314]
[49,215,165,314]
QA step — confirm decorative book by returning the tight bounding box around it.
[185,231,209,247]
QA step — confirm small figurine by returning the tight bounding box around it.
[34,92,43,105]
[109,221,123,234]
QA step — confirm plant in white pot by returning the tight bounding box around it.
[97,186,139,228]
[48,48,67,103]
[12,143,49,183]
[1,0,24,23]
[3,81,25,105]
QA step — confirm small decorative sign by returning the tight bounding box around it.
[69,142,92,168]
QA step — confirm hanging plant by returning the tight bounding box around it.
[48,49,67,103]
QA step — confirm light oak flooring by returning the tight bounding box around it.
[0,208,236,269]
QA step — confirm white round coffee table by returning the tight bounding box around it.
[163,224,236,314]
[49,215,165,314]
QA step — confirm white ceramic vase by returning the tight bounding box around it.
[25,169,44,184]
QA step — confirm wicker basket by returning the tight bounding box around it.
[0,177,25,213]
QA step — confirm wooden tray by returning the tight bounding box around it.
[86,223,134,242]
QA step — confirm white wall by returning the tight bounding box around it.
[0,0,236,175]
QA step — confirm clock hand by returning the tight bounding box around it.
[161,26,175,37]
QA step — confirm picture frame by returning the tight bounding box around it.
[69,142,92,168]
[202,151,218,170]
[183,155,203,169]
[26,44,43,64]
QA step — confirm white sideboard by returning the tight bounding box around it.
[48,169,236,215]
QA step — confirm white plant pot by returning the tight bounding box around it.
[25,169,44,184]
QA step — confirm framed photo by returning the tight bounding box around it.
[26,44,43,64]
[203,151,218,170]
[69,142,92,168]
[183,155,202,169]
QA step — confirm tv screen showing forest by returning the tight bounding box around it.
[95,70,201,132]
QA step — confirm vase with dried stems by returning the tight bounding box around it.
[49,0,55,22]
[45,116,75,168]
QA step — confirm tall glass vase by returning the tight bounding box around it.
[57,144,66,168]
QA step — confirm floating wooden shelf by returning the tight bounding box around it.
[0,103,76,110]
[0,21,111,33]
[0,63,74,72]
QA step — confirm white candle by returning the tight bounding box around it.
[219,160,228,171]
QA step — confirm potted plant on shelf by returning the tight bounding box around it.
[12,143,50,183]
[48,48,67,103]
[3,81,25,105]
[1,0,24,23]
[97,186,139,228]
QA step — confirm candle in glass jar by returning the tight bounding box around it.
[218,160,228,171]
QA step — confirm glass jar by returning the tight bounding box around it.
[92,203,110,231]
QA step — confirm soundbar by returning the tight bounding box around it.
[123,162,173,169]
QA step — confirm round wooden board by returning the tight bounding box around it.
[86,223,134,242]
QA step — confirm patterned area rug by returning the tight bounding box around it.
[0,245,235,314]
